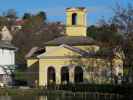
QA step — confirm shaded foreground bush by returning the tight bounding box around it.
[47,84,133,95]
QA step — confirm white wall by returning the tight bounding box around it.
[0,48,15,65]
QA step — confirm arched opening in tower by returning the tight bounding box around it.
[72,13,77,25]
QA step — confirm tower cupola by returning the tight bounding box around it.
[66,7,87,36]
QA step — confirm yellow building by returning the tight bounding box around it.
[27,7,124,87]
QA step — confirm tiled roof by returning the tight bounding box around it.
[0,41,17,50]
[66,7,86,11]
[44,36,96,46]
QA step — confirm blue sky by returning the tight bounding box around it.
[0,0,132,25]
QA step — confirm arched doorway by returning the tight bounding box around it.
[61,67,69,84]
[72,13,77,25]
[47,66,56,85]
[74,66,83,83]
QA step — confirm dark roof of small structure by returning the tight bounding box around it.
[44,36,96,46]
[0,41,17,50]
[25,47,45,58]
[66,7,86,10]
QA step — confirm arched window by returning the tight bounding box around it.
[61,67,69,84]
[47,66,56,84]
[74,66,83,83]
[72,13,77,25]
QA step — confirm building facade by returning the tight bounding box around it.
[27,7,124,87]
[0,40,17,86]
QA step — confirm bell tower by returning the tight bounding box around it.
[66,7,87,36]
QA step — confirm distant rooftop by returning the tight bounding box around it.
[0,40,17,50]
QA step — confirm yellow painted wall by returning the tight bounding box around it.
[39,58,72,86]
[43,46,81,57]
[66,26,86,36]
[66,8,87,36]
[38,57,113,86]
[27,59,38,68]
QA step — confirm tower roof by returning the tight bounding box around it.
[66,7,87,12]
